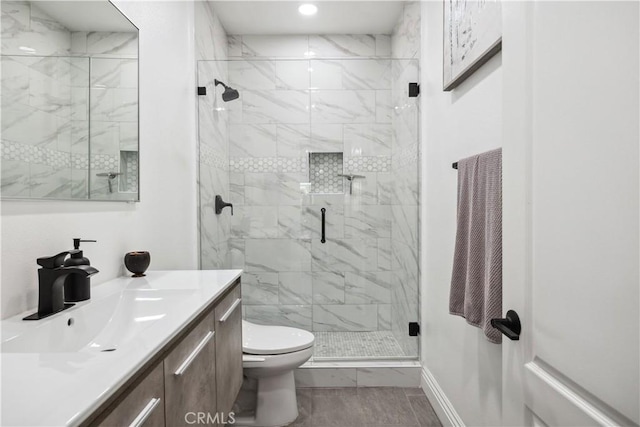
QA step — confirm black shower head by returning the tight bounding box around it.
[214,79,239,102]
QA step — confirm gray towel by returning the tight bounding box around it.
[449,148,502,344]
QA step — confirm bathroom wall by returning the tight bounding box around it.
[420,1,503,425]
[195,1,231,270]
[1,1,198,319]
[390,1,420,357]
[212,34,417,334]
[1,1,138,200]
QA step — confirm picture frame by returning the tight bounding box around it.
[443,0,502,91]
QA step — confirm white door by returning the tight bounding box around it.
[502,1,639,426]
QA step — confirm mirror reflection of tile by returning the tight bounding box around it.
[0,1,138,201]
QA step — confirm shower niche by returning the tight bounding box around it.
[309,152,344,194]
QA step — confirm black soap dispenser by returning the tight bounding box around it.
[63,238,97,302]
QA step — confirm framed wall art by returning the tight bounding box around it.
[443,0,502,91]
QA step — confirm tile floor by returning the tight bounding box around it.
[313,331,407,359]
[235,386,442,427]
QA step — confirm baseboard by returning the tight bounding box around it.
[420,366,465,427]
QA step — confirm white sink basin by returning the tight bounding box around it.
[1,289,195,353]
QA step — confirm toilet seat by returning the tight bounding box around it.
[242,320,314,355]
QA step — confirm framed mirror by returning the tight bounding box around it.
[1,1,139,201]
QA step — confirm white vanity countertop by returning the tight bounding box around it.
[0,269,242,427]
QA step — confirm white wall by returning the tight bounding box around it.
[420,1,502,425]
[0,1,198,319]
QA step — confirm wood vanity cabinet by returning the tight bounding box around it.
[164,308,217,426]
[96,363,165,427]
[213,284,243,416]
[88,280,242,427]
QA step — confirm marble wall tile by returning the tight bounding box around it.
[378,304,391,330]
[344,205,391,239]
[229,172,245,205]
[341,59,391,90]
[278,205,305,238]
[1,57,29,106]
[313,304,378,331]
[344,124,392,157]
[391,204,419,247]
[229,238,245,269]
[243,90,309,124]
[195,1,228,60]
[309,124,343,152]
[242,272,279,305]
[344,271,392,304]
[279,272,313,304]
[245,304,312,330]
[84,32,137,56]
[90,58,138,89]
[229,60,276,90]
[377,238,392,271]
[231,205,279,238]
[311,238,377,272]
[276,60,309,89]
[2,1,70,56]
[89,121,119,155]
[227,35,242,57]
[376,173,393,205]
[0,159,30,197]
[119,122,138,151]
[309,60,342,90]
[391,2,421,59]
[311,90,375,124]
[376,90,393,123]
[309,35,376,58]
[229,124,277,157]
[245,238,311,272]
[375,35,392,57]
[312,271,345,304]
[244,172,279,205]
[276,124,310,157]
[30,164,71,198]
[276,172,307,205]
[241,35,309,58]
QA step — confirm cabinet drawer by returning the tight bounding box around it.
[164,308,217,427]
[214,282,243,415]
[98,363,164,427]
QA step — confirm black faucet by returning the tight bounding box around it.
[215,195,234,215]
[23,251,99,321]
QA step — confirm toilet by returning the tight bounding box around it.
[235,320,314,427]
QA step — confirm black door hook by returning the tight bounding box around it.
[490,310,521,341]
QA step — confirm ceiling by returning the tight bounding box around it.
[210,1,405,35]
[35,1,137,32]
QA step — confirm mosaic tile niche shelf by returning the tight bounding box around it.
[309,152,344,194]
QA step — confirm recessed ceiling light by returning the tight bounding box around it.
[298,4,318,16]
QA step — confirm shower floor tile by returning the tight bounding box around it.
[312,331,406,359]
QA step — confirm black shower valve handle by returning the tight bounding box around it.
[215,195,234,215]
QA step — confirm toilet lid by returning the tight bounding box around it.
[243,320,315,355]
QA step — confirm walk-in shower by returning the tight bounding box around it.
[197,54,420,362]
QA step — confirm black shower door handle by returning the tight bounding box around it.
[321,208,326,243]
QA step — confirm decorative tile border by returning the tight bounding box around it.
[344,156,391,173]
[90,154,118,170]
[201,143,229,170]
[1,141,73,169]
[392,142,419,170]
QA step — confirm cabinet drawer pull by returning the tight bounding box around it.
[129,397,161,427]
[219,298,242,322]
[174,331,214,377]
